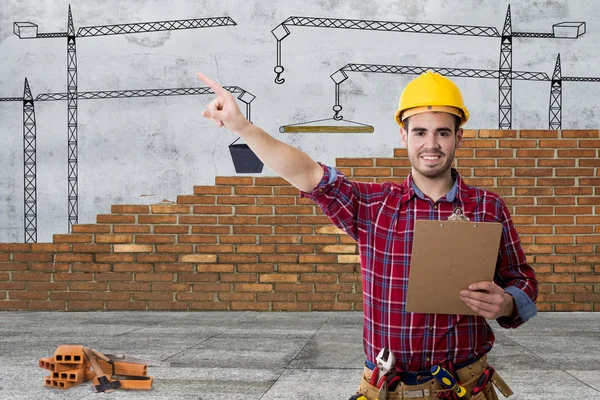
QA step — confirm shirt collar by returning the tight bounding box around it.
[400,168,470,204]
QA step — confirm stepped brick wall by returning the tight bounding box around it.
[1,129,599,312]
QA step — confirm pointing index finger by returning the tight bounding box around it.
[197,72,229,96]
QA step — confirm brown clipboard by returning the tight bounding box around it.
[405,212,503,315]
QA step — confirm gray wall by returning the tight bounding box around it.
[0,0,596,242]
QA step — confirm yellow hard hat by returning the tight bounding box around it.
[394,70,469,127]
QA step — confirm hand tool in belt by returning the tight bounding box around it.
[431,365,467,398]
[472,366,495,395]
[371,348,395,400]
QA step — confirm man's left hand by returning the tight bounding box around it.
[460,281,514,319]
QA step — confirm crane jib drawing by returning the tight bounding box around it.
[271,5,586,132]
[4,6,248,243]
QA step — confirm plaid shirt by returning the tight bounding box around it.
[301,164,538,372]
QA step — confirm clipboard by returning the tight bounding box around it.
[405,208,503,315]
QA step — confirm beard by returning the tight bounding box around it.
[409,148,456,180]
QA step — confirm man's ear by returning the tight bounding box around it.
[400,126,408,147]
[455,128,463,149]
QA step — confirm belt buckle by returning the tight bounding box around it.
[403,389,430,398]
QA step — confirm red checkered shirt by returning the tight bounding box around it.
[301,164,538,371]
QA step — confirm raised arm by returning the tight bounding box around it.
[197,72,323,193]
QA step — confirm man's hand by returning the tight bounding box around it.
[460,281,514,320]
[197,72,251,134]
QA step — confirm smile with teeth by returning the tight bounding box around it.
[421,155,441,160]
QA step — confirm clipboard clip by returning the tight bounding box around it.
[447,207,470,222]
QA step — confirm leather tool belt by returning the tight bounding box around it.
[356,354,513,400]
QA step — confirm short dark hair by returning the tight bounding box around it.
[403,114,461,132]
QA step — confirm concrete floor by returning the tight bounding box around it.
[1,311,599,399]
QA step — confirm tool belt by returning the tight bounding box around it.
[356,354,513,400]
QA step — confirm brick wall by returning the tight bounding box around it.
[1,129,599,312]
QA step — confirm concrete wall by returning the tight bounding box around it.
[0,0,597,242]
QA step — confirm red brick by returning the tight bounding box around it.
[72,264,111,272]
[10,291,48,300]
[50,292,91,300]
[53,234,93,243]
[0,244,31,252]
[220,236,257,244]
[97,214,136,224]
[219,293,255,301]
[111,205,150,214]
[336,158,374,167]
[561,129,599,138]
[27,282,68,291]
[193,283,231,292]
[138,215,177,224]
[12,273,51,281]
[94,273,133,281]
[558,149,596,158]
[233,226,272,235]
[193,186,233,195]
[30,243,71,252]
[177,293,214,301]
[72,244,111,253]
[92,292,131,301]
[219,216,258,224]
[134,292,174,301]
[70,282,108,291]
[520,130,558,138]
[479,130,517,138]
[71,224,111,233]
[135,235,175,244]
[215,177,254,186]
[156,244,195,252]
[219,254,258,263]
[147,204,190,215]
[55,254,93,262]
[235,206,273,215]
[177,236,219,244]
[235,187,273,195]
[255,177,290,186]
[177,195,217,204]
[538,159,575,167]
[193,206,233,214]
[113,225,151,233]
[95,254,135,262]
[218,196,257,205]
[273,186,300,197]
[109,283,150,291]
[13,253,54,263]
[96,234,133,243]
[258,216,298,225]
[113,264,152,272]
[0,301,28,310]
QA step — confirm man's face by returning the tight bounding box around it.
[400,112,463,180]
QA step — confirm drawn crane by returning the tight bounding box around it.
[1,80,254,243]
[272,5,585,131]
[12,5,237,235]
[549,53,600,129]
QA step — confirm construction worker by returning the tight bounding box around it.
[197,71,538,400]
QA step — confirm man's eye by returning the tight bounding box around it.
[438,131,450,137]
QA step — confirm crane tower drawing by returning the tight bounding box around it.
[272,5,586,133]
[3,6,253,243]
